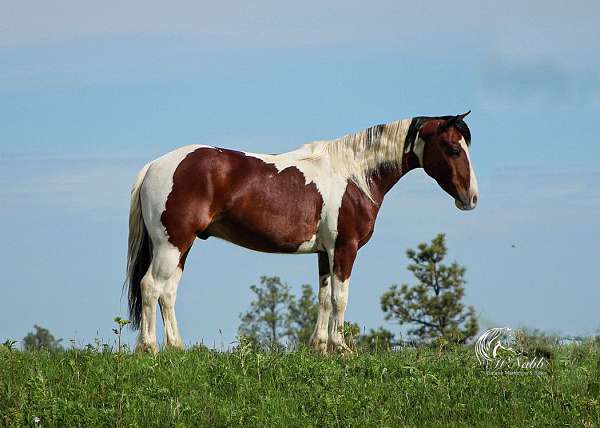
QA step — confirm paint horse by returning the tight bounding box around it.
[126,112,478,353]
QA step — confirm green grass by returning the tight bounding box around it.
[1,343,599,427]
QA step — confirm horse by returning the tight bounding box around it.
[125,111,478,353]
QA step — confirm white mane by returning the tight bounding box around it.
[291,119,412,200]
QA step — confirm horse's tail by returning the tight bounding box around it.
[125,162,152,330]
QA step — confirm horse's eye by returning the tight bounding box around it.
[448,146,461,158]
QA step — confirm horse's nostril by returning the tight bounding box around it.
[471,195,478,205]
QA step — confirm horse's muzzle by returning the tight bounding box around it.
[455,193,478,211]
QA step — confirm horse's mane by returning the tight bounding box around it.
[292,119,412,200]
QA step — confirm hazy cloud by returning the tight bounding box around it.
[2,1,598,55]
[478,54,600,111]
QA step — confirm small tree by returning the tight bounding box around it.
[380,234,478,344]
[288,284,319,346]
[23,325,63,351]
[238,276,295,350]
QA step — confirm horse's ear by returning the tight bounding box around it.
[457,110,471,121]
[438,110,471,133]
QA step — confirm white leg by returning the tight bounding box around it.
[310,273,332,354]
[159,267,184,349]
[328,275,350,352]
[136,245,180,353]
[310,252,332,354]
[137,269,160,353]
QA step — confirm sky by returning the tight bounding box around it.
[1,1,599,349]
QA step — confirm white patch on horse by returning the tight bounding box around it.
[296,233,318,253]
[412,135,426,166]
[459,137,479,208]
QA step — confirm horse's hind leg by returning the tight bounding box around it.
[136,245,182,353]
[158,264,184,349]
[137,267,159,353]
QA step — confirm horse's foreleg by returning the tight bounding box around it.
[328,241,358,354]
[328,275,351,353]
[310,251,332,354]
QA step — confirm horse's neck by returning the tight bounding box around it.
[367,152,421,204]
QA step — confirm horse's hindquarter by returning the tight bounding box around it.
[159,146,327,254]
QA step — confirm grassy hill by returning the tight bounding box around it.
[1,342,599,427]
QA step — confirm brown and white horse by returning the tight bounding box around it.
[125,112,478,353]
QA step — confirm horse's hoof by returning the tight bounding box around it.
[166,341,185,350]
[135,342,158,354]
[310,339,328,355]
[328,341,354,356]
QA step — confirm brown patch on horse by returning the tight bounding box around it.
[332,151,425,281]
[419,119,471,202]
[332,171,394,281]
[161,147,324,260]
[333,181,378,280]
[402,151,420,172]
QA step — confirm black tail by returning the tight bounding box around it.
[125,162,152,330]
[127,228,152,329]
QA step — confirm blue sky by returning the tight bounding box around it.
[1,1,599,348]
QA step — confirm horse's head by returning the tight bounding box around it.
[418,111,478,211]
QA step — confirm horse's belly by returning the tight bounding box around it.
[204,218,320,254]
